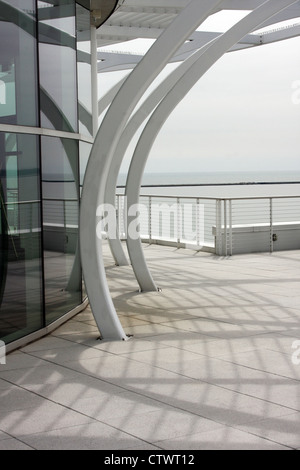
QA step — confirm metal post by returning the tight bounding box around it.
[149,196,152,243]
[224,200,228,256]
[270,198,274,253]
[116,195,120,239]
[229,200,233,256]
[91,25,99,138]
[196,198,200,247]
[216,199,222,256]
[177,197,181,248]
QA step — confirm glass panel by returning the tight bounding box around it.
[79,140,92,300]
[77,3,92,138]
[0,0,38,126]
[41,136,81,324]
[79,140,92,194]
[38,0,78,133]
[0,133,43,344]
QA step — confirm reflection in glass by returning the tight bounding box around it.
[77,3,92,138]
[0,0,38,126]
[0,133,43,343]
[41,136,81,324]
[38,0,78,133]
[79,140,92,300]
[79,141,92,193]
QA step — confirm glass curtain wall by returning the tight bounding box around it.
[77,3,92,299]
[38,1,81,324]
[41,136,81,324]
[0,132,43,344]
[77,3,92,139]
[38,0,78,133]
[0,1,43,343]
[0,0,90,345]
[0,0,38,126]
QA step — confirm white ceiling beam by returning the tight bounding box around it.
[97,24,164,40]
[257,6,300,28]
[97,29,262,71]
[262,22,300,42]
[116,0,189,11]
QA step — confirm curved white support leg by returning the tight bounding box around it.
[80,0,225,340]
[125,0,299,293]
[105,38,219,267]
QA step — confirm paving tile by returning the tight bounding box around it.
[121,323,182,338]
[0,401,94,437]
[1,244,300,450]
[28,344,112,365]
[106,407,223,443]
[161,318,263,339]
[25,376,125,406]
[0,362,83,387]
[123,346,207,366]
[0,431,12,441]
[181,333,300,360]
[64,354,182,392]
[120,379,293,427]
[0,387,46,412]
[236,412,300,449]
[20,336,75,353]
[20,422,151,450]
[219,349,300,381]
[53,320,99,336]
[0,438,33,450]
[156,426,290,450]
[92,337,169,355]
[0,378,14,390]
[71,390,166,423]
[144,330,217,348]
[0,351,47,371]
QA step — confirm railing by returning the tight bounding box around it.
[1,198,79,258]
[3,195,300,257]
[2,199,41,235]
[43,198,79,228]
[2,198,79,234]
[116,194,300,256]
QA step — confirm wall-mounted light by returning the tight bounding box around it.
[91,9,102,25]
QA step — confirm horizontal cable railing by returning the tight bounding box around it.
[116,194,300,256]
[3,195,299,257]
[2,198,78,236]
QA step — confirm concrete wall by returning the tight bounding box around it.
[213,223,300,255]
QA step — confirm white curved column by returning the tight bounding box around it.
[80,0,225,340]
[125,0,299,292]
[105,40,217,267]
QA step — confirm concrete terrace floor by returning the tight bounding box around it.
[0,243,300,450]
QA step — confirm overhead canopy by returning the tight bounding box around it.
[96,0,300,71]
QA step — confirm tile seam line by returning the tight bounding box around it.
[215,355,300,384]
[19,349,300,425]
[96,351,300,416]
[0,429,36,450]
[153,429,295,451]
[0,372,156,450]
[10,351,255,436]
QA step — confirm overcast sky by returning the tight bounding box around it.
[98,10,300,174]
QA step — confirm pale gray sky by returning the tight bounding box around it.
[98,11,300,174]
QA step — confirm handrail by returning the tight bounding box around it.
[115,193,300,257]
[4,194,300,258]
[136,193,300,202]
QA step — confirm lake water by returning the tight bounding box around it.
[118,170,300,199]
